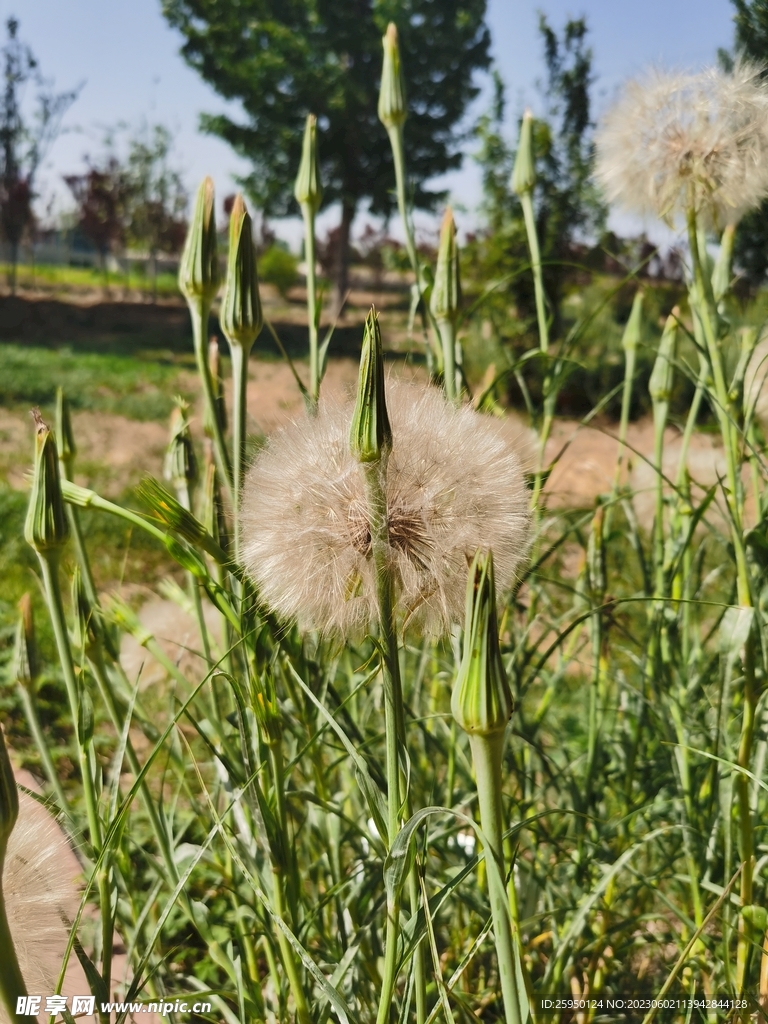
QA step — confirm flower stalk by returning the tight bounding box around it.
[452,550,524,1024]
[431,207,462,404]
[512,110,548,355]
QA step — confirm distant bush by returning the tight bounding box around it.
[258,244,298,296]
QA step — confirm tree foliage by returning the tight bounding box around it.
[721,0,768,286]
[161,0,491,290]
[0,17,78,292]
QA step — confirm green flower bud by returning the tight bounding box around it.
[138,476,206,547]
[622,290,643,355]
[0,722,19,855]
[511,109,535,196]
[55,387,76,474]
[252,667,282,747]
[451,550,513,738]
[78,685,95,748]
[430,207,461,326]
[203,338,227,439]
[13,594,37,689]
[104,594,152,648]
[349,307,392,464]
[221,194,263,352]
[163,403,198,505]
[648,311,678,406]
[25,410,70,555]
[294,114,323,214]
[179,176,219,308]
[378,23,407,131]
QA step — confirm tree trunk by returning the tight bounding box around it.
[334,198,356,317]
[9,241,18,296]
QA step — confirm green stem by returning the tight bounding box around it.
[301,203,320,407]
[15,682,72,824]
[736,633,757,994]
[0,875,27,1023]
[470,732,524,1024]
[519,191,549,354]
[437,318,457,404]
[37,553,113,995]
[190,300,232,503]
[388,126,420,280]
[363,458,409,1024]
[229,342,249,560]
[271,865,311,1024]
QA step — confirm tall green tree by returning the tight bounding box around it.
[161,0,490,304]
[721,0,768,286]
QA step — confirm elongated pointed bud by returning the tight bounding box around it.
[0,722,18,856]
[621,290,643,355]
[294,114,323,213]
[451,551,513,737]
[350,308,391,463]
[164,403,198,505]
[13,594,37,689]
[203,338,228,439]
[430,207,461,325]
[103,593,152,648]
[179,176,219,307]
[378,23,407,131]
[252,667,282,747]
[25,410,69,555]
[511,109,535,196]
[649,311,678,406]
[55,387,76,474]
[221,194,263,352]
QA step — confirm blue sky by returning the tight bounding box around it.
[12,0,738,246]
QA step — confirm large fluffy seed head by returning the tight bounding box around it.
[596,64,768,226]
[2,794,78,1013]
[240,382,531,639]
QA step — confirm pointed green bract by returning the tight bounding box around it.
[221,194,263,352]
[622,290,643,354]
[179,176,219,307]
[649,311,678,406]
[24,411,69,554]
[294,114,323,213]
[350,308,392,464]
[378,23,407,131]
[12,594,37,689]
[451,550,513,737]
[430,207,461,325]
[511,109,535,196]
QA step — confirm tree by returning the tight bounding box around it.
[720,0,768,287]
[64,159,130,280]
[0,17,78,293]
[161,0,491,305]
[123,124,188,300]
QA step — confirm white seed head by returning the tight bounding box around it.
[240,382,530,639]
[2,794,79,1010]
[595,64,768,227]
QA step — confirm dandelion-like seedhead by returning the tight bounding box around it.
[1,795,77,1013]
[595,64,768,226]
[240,382,530,638]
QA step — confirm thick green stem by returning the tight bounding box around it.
[230,342,249,559]
[300,203,320,407]
[0,876,27,1023]
[37,553,112,995]
[519,191,548,354]
[736,633,757,993]
[388,126,419,280]
[190,301,232,502]
[437,318,457,404]
[470,732,524,1024]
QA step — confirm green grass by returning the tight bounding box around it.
[0,343,194,421]
[3,261,182,297]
